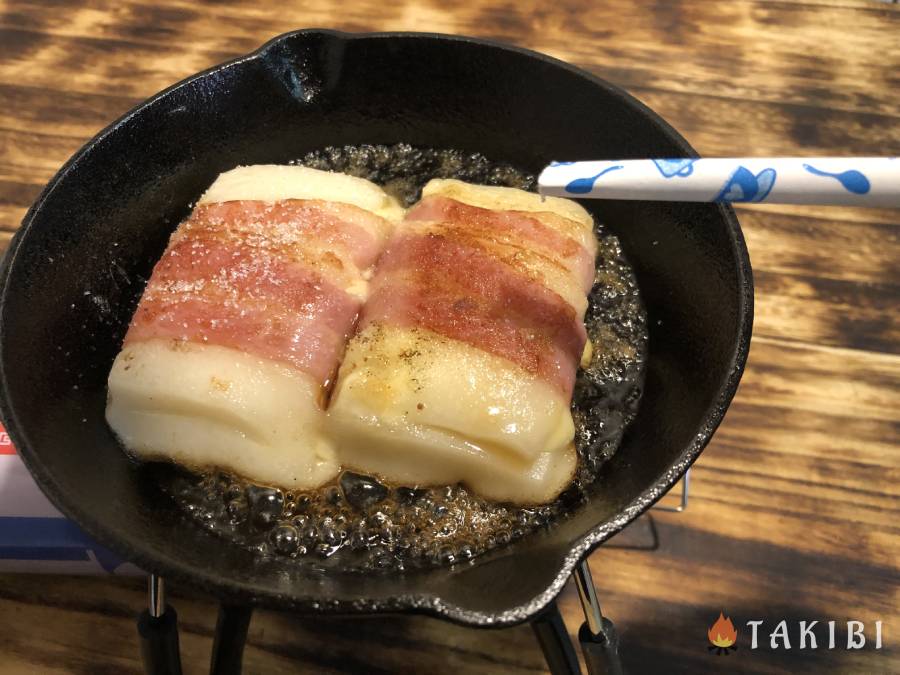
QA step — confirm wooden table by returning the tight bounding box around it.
[0,1,897,673]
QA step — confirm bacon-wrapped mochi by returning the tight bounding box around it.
[328,179,597,503]
[106,165,402,488]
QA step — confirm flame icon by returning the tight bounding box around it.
[708,612,738,654]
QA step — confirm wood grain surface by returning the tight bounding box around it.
[0,0,898,673]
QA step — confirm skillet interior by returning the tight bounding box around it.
[0,30,752,626]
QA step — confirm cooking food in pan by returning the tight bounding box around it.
[109,144,648,570]
[0,31,751,629]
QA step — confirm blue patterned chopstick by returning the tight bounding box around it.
[538,158,900,207]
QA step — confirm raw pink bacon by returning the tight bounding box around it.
[362,232,587,396]
[125,200,373,388]
[180,200,388,269]
[406,195,596,292]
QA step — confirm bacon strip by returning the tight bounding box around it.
[407,195,595,291]
[362,232,586,395]
[183,200,388,269]
[125,204,365,387]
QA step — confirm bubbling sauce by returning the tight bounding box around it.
[161,144,648,571]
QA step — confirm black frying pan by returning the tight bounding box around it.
[0,30,752,674]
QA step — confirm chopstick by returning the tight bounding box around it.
[538,158,900,207]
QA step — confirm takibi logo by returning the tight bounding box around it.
[708,612,738,655]
[705,611,885,655]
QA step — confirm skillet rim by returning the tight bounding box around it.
[0,29,754,627]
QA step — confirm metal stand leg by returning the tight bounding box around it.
[573,561,624,675]
[565,468,691,674]
[137,575,183,675]
[209,604,253,675]
[652,468,690,513]
[531,600,582,675]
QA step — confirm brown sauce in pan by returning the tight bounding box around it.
[161,144,648,571]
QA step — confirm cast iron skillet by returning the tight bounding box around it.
[0,26,752,656]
